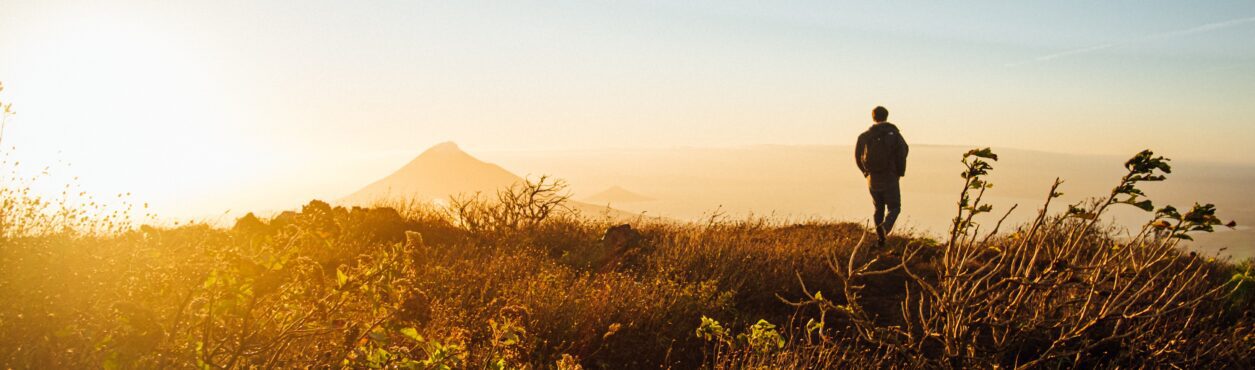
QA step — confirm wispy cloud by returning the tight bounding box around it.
[1152,16,1255,38]
[1014,43,1118,65]
[1007,16,1255,67]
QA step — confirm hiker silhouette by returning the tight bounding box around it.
[855,106,909,246]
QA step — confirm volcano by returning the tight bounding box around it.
[341,142,637,219]
[342,142,522,204]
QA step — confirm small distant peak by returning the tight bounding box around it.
[416,141,470,158]
[403,141,489,170]
[587,185,655,203]
[427,141,461,152]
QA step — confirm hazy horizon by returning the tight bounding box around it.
[22,140,1240,258]
[14,140,1252,222]
[1,1,1252,254]
[3,2,1255,198]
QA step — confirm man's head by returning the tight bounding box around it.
[872,106,889,123]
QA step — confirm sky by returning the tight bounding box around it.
[1,0,1254,219]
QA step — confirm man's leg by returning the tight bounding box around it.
[870,189,887,245]
[882,182,902,236]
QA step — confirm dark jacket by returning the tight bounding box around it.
[855,122,909,179]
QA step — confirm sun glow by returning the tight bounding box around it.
[1,6,263,220]
[2,1,1254,223]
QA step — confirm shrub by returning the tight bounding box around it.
[771,149,1251,368]
[1,148,1249,369]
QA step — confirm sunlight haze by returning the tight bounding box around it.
[1,0,1253,220]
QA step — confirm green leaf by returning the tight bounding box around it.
[202,272,218,289]
[964,147,998,161]
[806,318,823,334]
[336,268,348,288]
[399,327,423,342]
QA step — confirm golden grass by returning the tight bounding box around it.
[1,153,1251,369]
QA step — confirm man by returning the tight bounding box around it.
[855,106,909,246]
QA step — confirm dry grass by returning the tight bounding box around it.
[1,153,1252,369]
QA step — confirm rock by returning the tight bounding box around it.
[601,224,642,250]
[600,224,644,271]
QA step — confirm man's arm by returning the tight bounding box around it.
[854,133,868,176]
[896,134,909,177]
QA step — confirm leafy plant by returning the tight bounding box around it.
[736,319,784,354]
[948,147,1000,247]
[778,148,1250,368]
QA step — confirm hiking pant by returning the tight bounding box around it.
[869,180,901,241]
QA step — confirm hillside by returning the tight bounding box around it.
[3,176,1249,368]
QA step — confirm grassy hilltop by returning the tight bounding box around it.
[1,150,1253,369]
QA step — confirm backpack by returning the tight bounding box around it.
[861,128,899,173]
